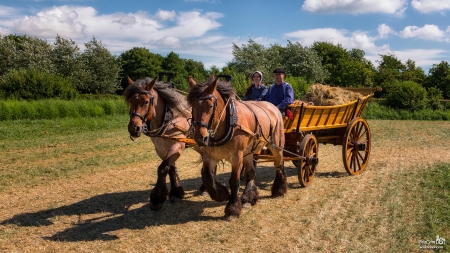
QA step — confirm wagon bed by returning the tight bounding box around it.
[254,89,374,187]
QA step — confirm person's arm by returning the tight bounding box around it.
[277,84,294,110]
[257,86,268,101]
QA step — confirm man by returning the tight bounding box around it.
[264,68,294,116]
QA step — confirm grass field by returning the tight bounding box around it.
[0,116,449,252]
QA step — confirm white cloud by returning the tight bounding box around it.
[411,0,450,13]
[302,0,407,14]
[155,10,176,21]
[284,28,388,53]
[8,7,88,39]
[400,24,450,42]
[378,24,398,39]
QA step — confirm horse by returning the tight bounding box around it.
[187,76,287,221]
[124,75,196,210]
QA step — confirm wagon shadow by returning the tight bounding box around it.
[315,171,348,178]
[1,165,293,242]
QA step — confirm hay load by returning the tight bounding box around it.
[301,83,364,106]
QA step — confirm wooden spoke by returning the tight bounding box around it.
[297,134,319,187]
[342,118,371,175]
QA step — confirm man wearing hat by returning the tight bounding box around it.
[263,68,294,116]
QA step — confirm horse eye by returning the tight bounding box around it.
[144,100,150,105]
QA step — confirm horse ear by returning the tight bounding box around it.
[127,76,134,86]
[146,77,157,91]
[188,76,197,88]
[205,76,219,94]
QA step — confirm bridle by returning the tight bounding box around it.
[192,94,218,138]
[129,90,154,134]
[191,92,237,146]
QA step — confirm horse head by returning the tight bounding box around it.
[188,76,224,146]
[124,77,157,138]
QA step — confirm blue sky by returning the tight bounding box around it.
[0,0,449,73]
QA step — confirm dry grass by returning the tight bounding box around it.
[0,120,449,252]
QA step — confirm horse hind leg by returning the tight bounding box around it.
[201,163,230,202]
[268,144,288,198]
[168,164,185,203]
[241,157,259,208]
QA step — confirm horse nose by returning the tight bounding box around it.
[194,135,209,146]
[135,125,141,133]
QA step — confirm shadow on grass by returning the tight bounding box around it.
[1,164,300,242]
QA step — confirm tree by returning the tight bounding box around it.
[184,59,209,82]
[51,35,84,86]
[312,42,349,86]
[402,59,426,85]
[118,47,163,91]
[162,52,188,90]
[77,37,121,94]
[374,53,406,96]
[425,61,450,99]
[0,34,55,75]
[282,41,328,83]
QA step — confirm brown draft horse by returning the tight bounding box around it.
[187,76,287,221]
[124,75,194,210]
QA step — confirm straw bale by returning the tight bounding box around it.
[301,83,364,106]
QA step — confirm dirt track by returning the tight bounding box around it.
[0,120,449,252]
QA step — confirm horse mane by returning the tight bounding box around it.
[123,77,191,118]
[186,77,236,105]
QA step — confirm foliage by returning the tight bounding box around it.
[118,47,164,92]
[0,68,78,100]
[0,97,127,121]
[281,41,328,83]
[0,34,55,76]
[76,37,122,94]
[363,99,449,120]
[425,61,450,99]
[386,81,427,110]
[311,42,375,87]
[284,76,310,99]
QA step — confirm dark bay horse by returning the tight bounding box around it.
[187,76,287,221]
[124,76,195,210]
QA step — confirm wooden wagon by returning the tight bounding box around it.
[253,87,377,187]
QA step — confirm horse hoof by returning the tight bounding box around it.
[149,202,163,211]
[242,203,251,208]
[224,215,238,222]
[201,191,209,197]
[169,196,181,203]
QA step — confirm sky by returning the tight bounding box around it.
[0,0,450,73]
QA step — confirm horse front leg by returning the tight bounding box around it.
[201,158,229,202]
[150,150,182,210]
[149,159,171,210]
[241,156,259,208]
[224,155,244,221]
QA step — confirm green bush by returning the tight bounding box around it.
[285,76,311,99]
[0,98,128,121]
[0,68,78,100]
[386,81,427,110]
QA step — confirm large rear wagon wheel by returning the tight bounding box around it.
[342,118,371,175]
[297,134,319,187]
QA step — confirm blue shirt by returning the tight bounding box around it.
[264,82,294,112]
[244,84,267,101]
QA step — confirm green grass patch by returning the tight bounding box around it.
[417,163,450,251]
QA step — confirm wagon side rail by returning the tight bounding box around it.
[284,94,373,133]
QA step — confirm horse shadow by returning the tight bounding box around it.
[1,165,297,242]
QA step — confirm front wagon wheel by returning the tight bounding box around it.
[297,134,319,187]
[342,118,371,175]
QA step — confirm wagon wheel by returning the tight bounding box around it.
[342,117,371,175]
[297,134,319,187]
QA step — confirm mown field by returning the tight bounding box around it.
[0,116,449,252]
